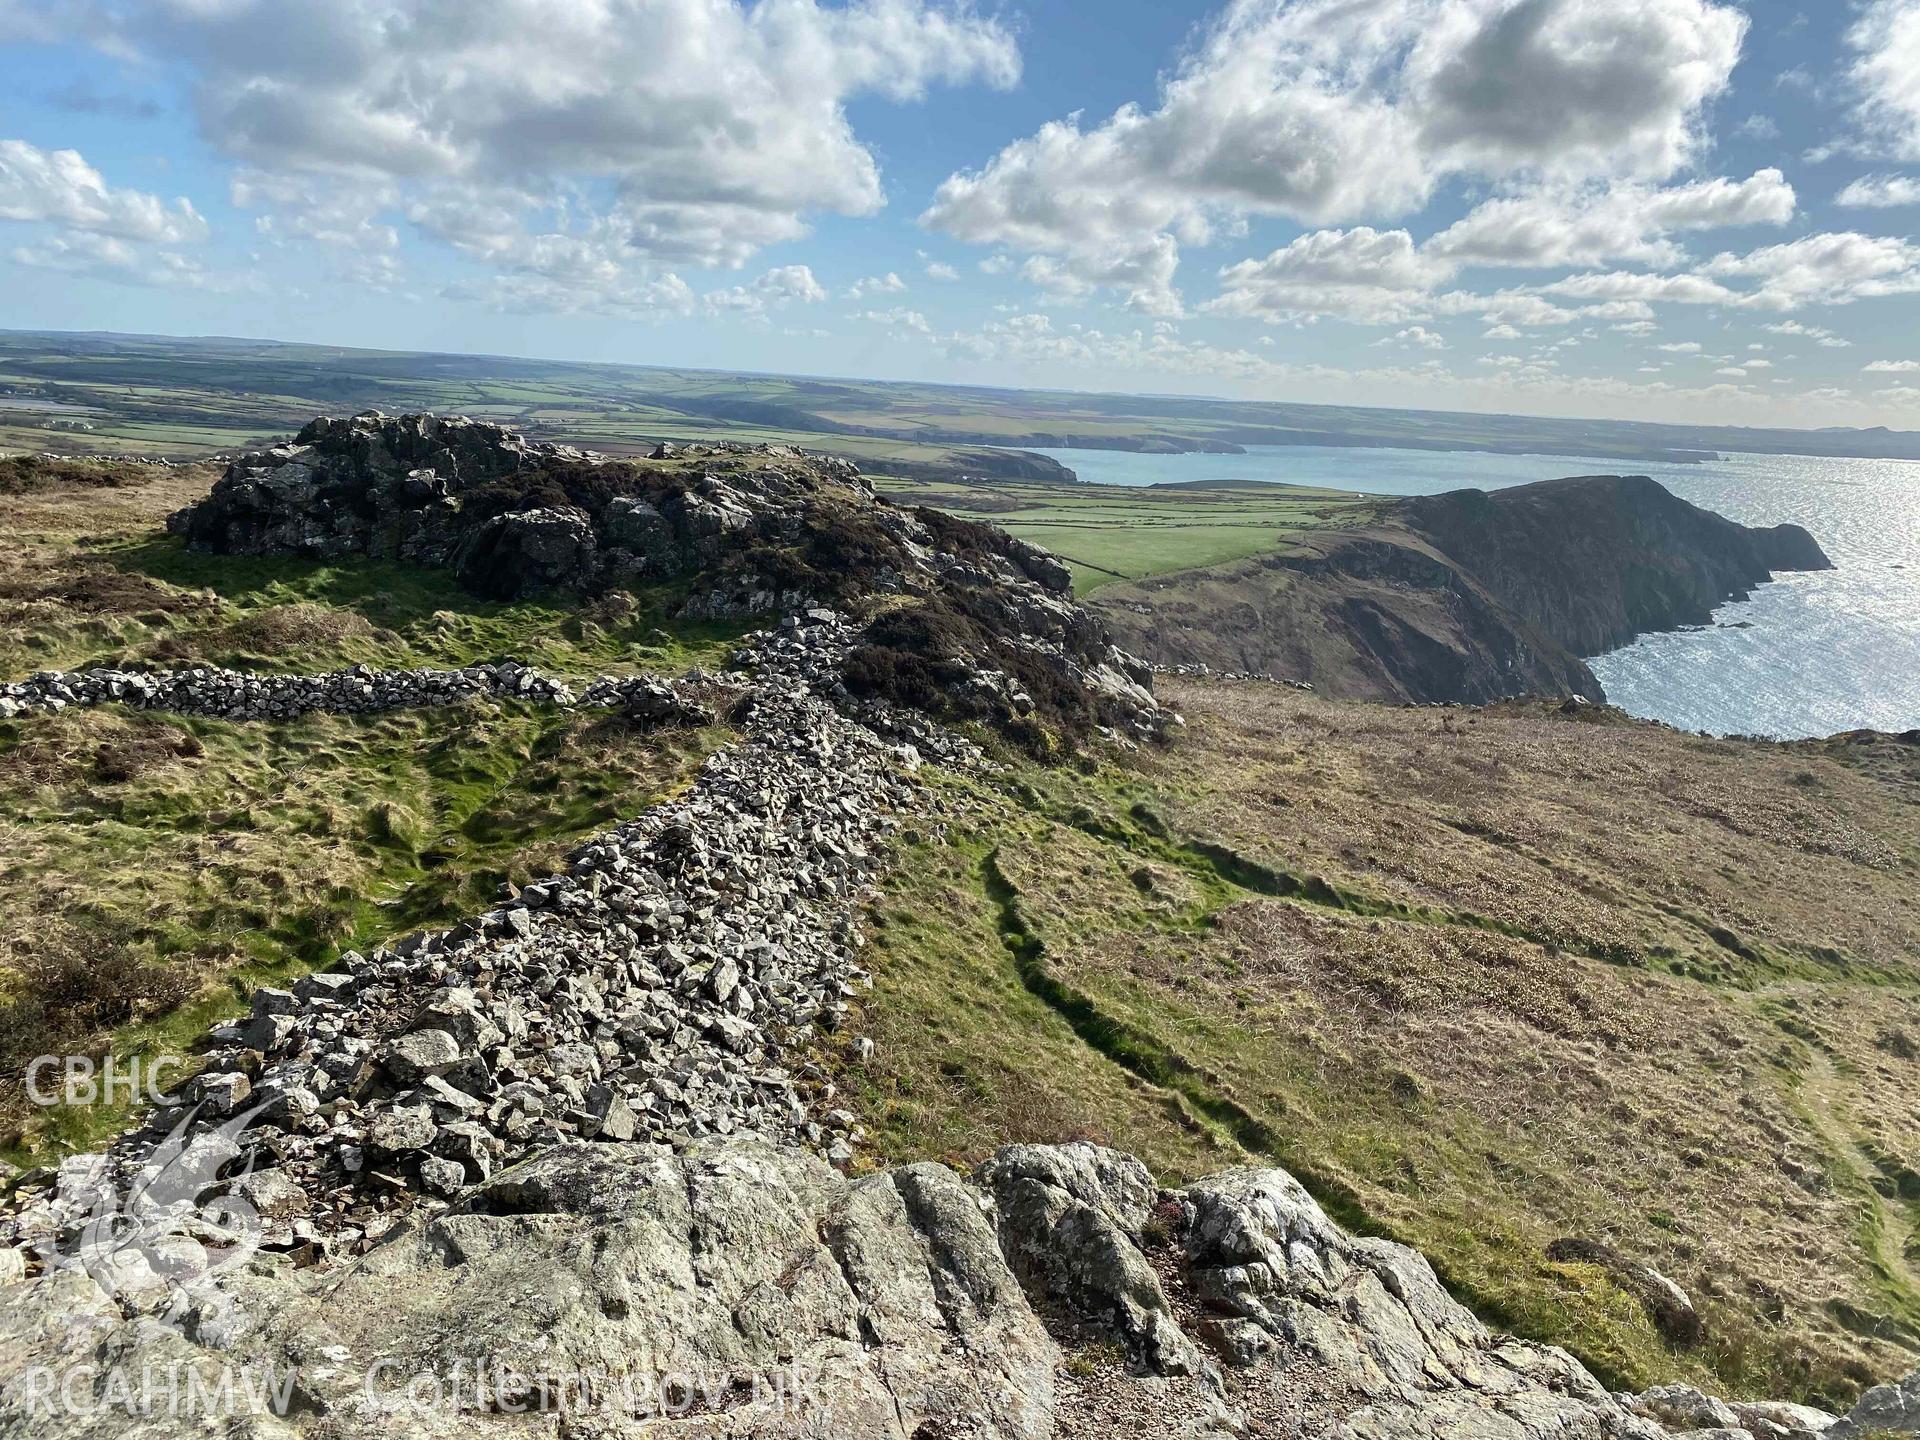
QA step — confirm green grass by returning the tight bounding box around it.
[844,717,1920,1413]
[872,475,1377,591]
[0,700,730,1162]
[2,533,751,680]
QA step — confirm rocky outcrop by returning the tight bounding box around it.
[1094,474,1830,707]
[10,1131,1902,1439]
[169,411,1162,741]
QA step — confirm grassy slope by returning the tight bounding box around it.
[845,682,1920,1410]
[9,445,1920,1413]
[0,464,740,1161]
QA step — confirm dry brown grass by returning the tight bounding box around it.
[852,681,1920,1408]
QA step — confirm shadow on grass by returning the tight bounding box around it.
[113,534,543,632]
[106,535,753,665]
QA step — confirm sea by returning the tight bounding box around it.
[1028,444,1920,740]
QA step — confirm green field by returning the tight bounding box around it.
[877,475,1379,591]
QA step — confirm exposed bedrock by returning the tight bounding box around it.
[7,1134,1902,1438]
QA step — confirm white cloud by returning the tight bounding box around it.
[924,0,1745,305]
[1701,231,1920,309]
[9,229,254,292]
[1024,234,1184,316]
[0,139,206,244]
[1865,359,1920,372]
[846,271,907,299]
[1382,325,1448,349]
[443,271,696,319]
[1835,174,1920,208]
[50,0,1018,307]
[1763,320,1851,347]
[923,259,959,280]
[1426,169,1794,270]
[859,306,932,335]
[704,264,829,315]
[1544,269,1737,304]
[1209,227,1452,324]
[1483,323,1523,340]
[1848,0,1920,161]
[1659,341,1703,353]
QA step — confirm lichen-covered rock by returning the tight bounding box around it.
[12,1135,1813,1439]
[1830,1370,1920,1437]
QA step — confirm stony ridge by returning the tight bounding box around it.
[5,613,937,1263]
[0,660,728,727]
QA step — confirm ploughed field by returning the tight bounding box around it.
[851,679,1920,1410]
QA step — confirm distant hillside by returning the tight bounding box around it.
[7,328,1920,472]
[1092,473,1830,704]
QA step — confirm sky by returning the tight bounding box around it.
[2,0,1920,430]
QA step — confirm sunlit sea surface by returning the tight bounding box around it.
[1030,444,1920,739]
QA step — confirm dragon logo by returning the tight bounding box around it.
[37,1104,268,1325]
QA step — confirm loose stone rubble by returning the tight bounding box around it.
[1152,660,1314,691]
[0,662,576,721]
[5,614,909,1262]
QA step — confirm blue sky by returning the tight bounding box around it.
[3,0,1920,428]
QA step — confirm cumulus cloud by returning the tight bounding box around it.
[0,139,206,244]
[846,271,907,299]
[1847,0,1920,161]
[924,0,1745,306]
[50,0,1018,307]
[1543,269,1737,304]
[1700,231,1920,309]
[1426,169,1793,269]
[1763,320,1851,347]
[9,228,254,292]
[1864,358,1920,372]
[1209,228,1452,324]
[1836,174,1920,208]
[859,306,932,335]
[704,264,829,315]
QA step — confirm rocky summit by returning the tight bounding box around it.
[170,410,1161,743]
